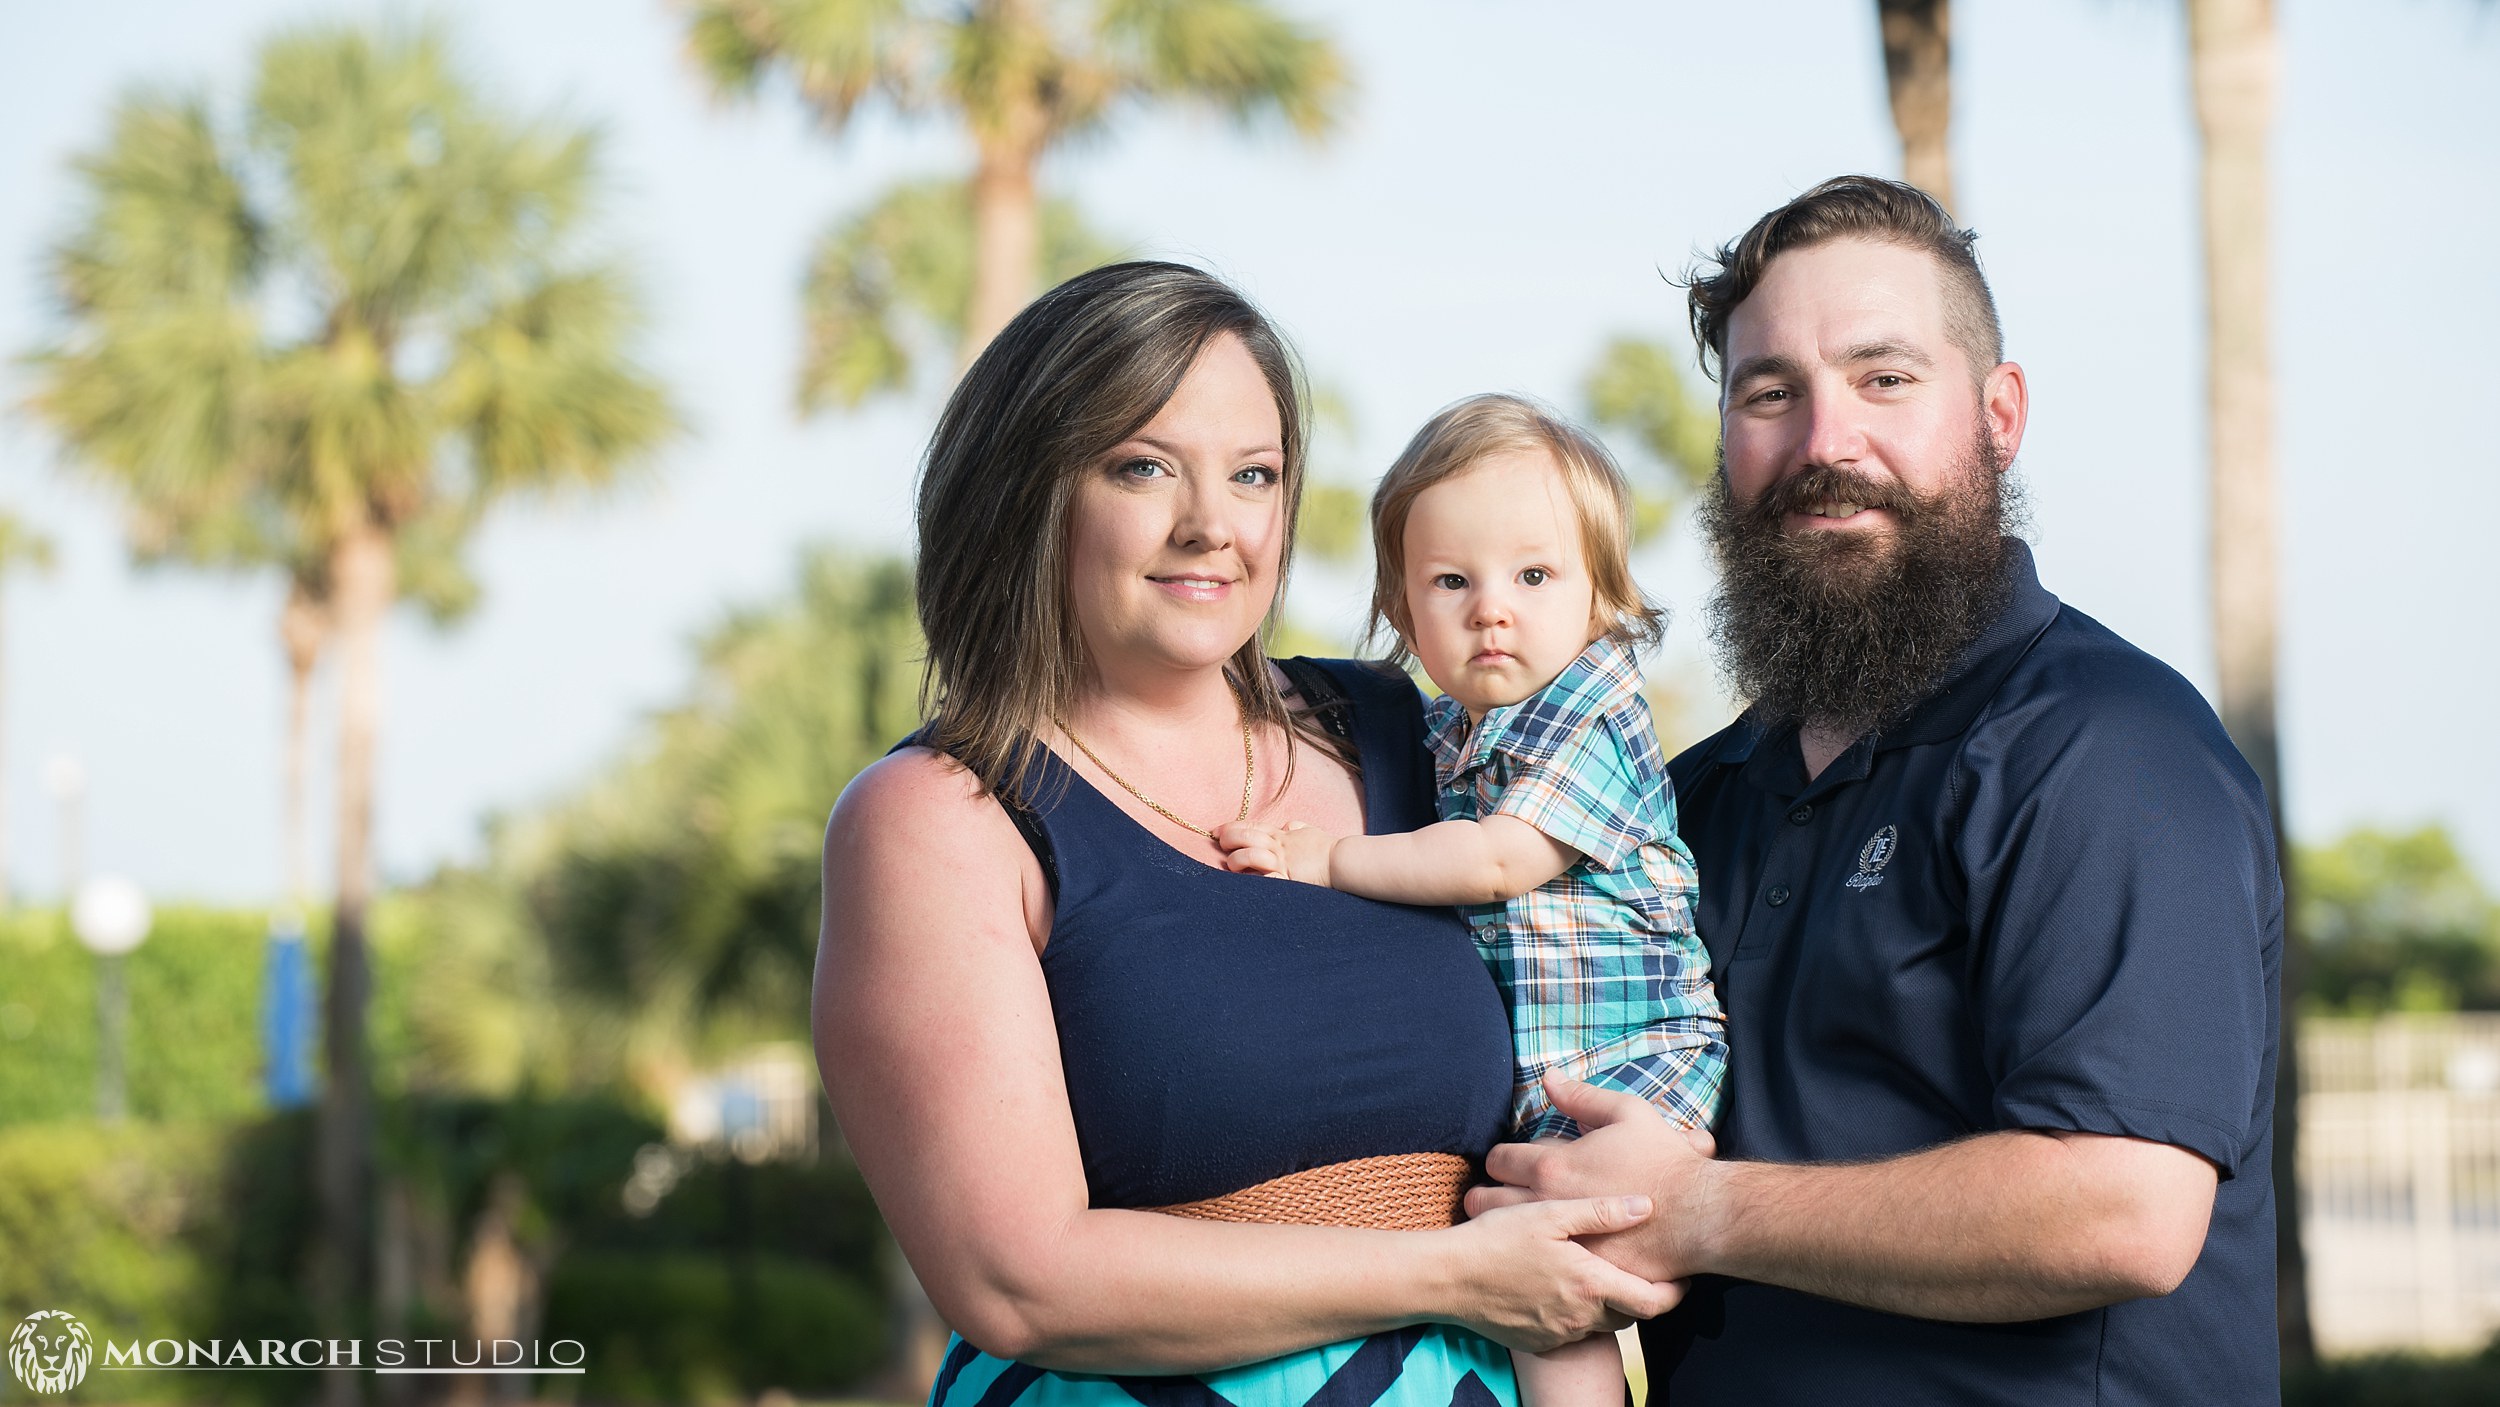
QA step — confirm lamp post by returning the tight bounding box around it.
[45,753,84,902]
[72,874,150,1122]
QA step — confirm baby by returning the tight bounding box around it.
[1219,394,1727,1407]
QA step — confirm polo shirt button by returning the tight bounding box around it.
[1788,805,1813,825]
[1767,885,1791,907]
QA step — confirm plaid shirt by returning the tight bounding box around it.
[1425,636,1726,1138]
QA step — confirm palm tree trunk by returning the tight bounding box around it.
[316,515,395,1407]
[2187,0,2308,1365]
[962,136,1045,371]
[1877,0,1955,214]
[281,577,327,906]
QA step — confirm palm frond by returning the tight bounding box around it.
[1098,0,1348,137]
[0,513,60,576]
[1585,335,1720,541]
[440,266,679,495]
[690,0,923,126]
[796,176,1120,411]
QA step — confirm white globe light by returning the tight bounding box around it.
[72,875,152,956]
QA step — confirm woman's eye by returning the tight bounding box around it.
[1119,457,1168,479]
[1520,567,1549,587]
[1233,464,1280,487]
[1433,573,1466,591]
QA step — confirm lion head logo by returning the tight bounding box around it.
[9,1311,92,1394]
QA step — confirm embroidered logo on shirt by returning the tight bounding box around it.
[1845,825,1898,891]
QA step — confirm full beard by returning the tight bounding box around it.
[1697,425,2022,740]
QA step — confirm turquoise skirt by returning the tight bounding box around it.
[930,1324,1518,1407]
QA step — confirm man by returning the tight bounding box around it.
[1469,175,2281,1403]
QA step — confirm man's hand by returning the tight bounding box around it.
[1470,1075,2224,1322]
[1214,819,1339,887]
[1467,1074,1723,1282]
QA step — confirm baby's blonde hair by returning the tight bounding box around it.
[1365,393,1664,666]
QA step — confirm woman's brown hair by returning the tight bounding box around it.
[914,261,1314,804]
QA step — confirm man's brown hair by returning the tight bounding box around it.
[1685,174,2003,386]
[914,261,1312,805]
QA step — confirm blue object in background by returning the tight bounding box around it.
[261,912,316,1108]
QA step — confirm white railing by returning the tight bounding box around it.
[2301,1014,2500,1354]
[664,1042,821,1164]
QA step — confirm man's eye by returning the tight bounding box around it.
[1752,388,1789,405]
[1434,573,1466,591]
[1520,567,1549,587]
[1871,374,1906,389]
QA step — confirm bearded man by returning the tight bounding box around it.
[1469,176,2282,1403]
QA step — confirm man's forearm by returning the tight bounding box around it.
[1687,1130,2214,1321]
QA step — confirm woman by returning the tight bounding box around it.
[817,262,1671,1407]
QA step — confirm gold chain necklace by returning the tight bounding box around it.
[1058,716,1255,839]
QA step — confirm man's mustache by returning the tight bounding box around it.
[1745,466,1924,527]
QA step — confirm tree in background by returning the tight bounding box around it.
[1585,335,1722,540]
[0,513,57,914]
[27,24,678,1383]
[1876,0,1955,213]
[2297,826,2500,1015]
[684,0,1347,382]
[104,490,481,910]
[521,552,920,1080]
[795,176,1122,410]
[2184,0,2305,1362]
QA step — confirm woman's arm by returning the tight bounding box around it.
[1216,816,1577,906]
[818,750,1675,1375]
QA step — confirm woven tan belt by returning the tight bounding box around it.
[1148,1152,1473,1231]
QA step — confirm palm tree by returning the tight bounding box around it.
[684,0,1347,377]
[2185,0,2307,1364]
[0,512,58,914]
[1586,336,1722,541]
[1876,0,1955,213]
[29,24,677,1377]
[796,176,1122,411]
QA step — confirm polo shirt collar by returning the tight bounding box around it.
[1710,536,2060,776]
[1425,634,1643,778]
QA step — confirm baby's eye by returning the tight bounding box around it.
[1433,573,1467,591]
[1520,567,1550,587]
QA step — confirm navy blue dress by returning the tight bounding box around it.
[922,659,1521,1407]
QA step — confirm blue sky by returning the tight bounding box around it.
[2,0,2495,903]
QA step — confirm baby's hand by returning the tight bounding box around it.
[1214,820,1340,887]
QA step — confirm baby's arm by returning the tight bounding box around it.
[1512,1332,1625,1407]
[1215,817,1578,906]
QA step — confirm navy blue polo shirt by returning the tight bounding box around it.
[1640,539,2281,1405]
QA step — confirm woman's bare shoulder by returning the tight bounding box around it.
[825,746,1046,938]
[829,746,1018,853]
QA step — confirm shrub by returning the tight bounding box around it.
[543,1252,883,1403]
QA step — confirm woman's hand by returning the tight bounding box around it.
[1439,1194,1685,1352]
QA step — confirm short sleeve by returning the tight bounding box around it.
[1961,683,2281,1178]
[1490,717,1658,872]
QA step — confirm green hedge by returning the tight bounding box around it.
[0,908,276,1126]
[2284,1343,2500,1405]
[545,1253,883,1403]
[0,1107,889,1404]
